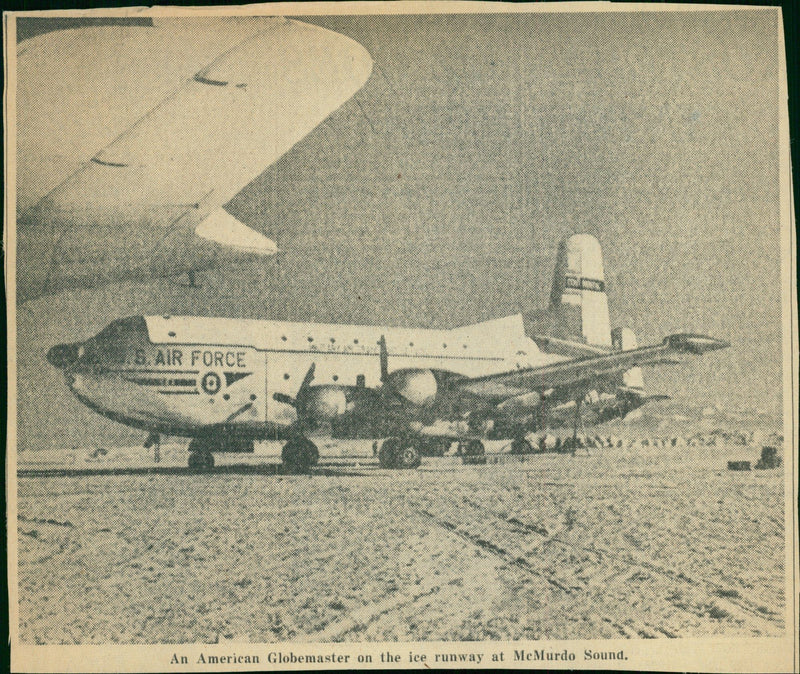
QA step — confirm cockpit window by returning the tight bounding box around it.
[96,316,148,341]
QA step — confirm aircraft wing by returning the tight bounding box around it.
[452,334,729,401]
[15,18,372,301]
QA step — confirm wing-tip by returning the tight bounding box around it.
[195,208,278,257]
[664,334,730,355]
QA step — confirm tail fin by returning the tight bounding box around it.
[549,234,612,347]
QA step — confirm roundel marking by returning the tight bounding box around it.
[201,372,222,395]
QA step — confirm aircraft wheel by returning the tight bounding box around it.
[188,450,214,471]
[396,439,421,469]
[378,437,401,469]
[281,438,319,474]
[560,437,581,455]
[510,438,533,455]
[460,439,486,465]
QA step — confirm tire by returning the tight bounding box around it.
[281,438,319,474]
[396,440,421,469]
[510,438,532,455]
[188,450,214,471]
[378,437,401,469]
[461,439,486,465]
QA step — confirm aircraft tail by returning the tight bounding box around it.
[548,234,612,347]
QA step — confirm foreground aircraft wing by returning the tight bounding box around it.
[15,18,372,302]
[453,334,729,400]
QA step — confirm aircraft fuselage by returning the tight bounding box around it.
[49,313,590,441]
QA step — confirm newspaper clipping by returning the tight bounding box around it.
[5,2,797,672]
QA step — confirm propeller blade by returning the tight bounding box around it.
[273,363,315,410]
[300,362,316,391]
[272,392,296,406]
[378,335,389,383]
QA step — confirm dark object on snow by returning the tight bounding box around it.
[754,446,782,470]
[727,460,751,471]
[460,439,487,465]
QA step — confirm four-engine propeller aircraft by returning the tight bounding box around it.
[47,234,729,472]
[14,17,372,302]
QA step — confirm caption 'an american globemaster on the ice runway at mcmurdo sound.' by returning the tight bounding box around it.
[47,234,729,472]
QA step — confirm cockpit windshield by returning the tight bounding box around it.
[95,316,148,342]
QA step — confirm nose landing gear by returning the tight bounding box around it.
[144,432,161,463]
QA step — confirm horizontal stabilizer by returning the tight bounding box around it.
[195,208,278,256]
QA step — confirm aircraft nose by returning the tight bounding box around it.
[46,342,84,370]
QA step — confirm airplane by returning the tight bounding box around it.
[13,17,372,302]
[47,234,729,471]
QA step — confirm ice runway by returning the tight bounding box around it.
[16,441,785,644]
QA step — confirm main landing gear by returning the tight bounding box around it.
[378,437,422,469]
[186,436,255,471]
[187,437,216,471]
[281,437,319,474]
[458,439,487,465]
[377,436,486,469]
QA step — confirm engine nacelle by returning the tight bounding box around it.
[299,385,349,421]
[384,369,438,406]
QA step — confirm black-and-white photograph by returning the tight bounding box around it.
[6,4,796,672]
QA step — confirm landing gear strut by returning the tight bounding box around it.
[144,432,161,463]
[187,436,215,471]
[378,437,422,469]
[281,438,319,474]
[564,398,589,456]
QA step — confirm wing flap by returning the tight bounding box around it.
[73,19,371,210]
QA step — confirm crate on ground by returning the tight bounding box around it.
[754,445,782,470]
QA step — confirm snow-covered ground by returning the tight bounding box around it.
[15,439,785,644]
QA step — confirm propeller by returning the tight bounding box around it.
[378,335,389,383]
[272,362,316,409]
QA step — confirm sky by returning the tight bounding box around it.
[14,9,787,451]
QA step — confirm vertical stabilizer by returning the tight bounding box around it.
[549,234,612,347]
